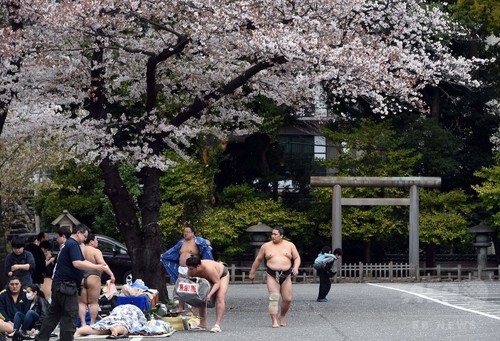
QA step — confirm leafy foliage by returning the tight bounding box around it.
[398,118,461,179]
[32,161,135,240]
[419,189,471,246]
[473,154,500,227]
[33,162,105,229]
[159,151,219,225]
[452,0,500,34]
[321,118,420,176]
[199,199,314,262]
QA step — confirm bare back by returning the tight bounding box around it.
[189,260,224,283]
[82,245,103,265]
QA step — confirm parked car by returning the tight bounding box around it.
[18,232,133,285]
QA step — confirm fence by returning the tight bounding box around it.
[225,262,500,283]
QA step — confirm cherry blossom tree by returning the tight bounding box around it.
[0,0,486,294]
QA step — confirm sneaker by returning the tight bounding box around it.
[12,331,23,341]
[317,298,328,302]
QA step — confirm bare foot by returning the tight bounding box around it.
[271,317,280,328]
[280,316,287,327]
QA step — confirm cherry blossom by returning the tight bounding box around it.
[0,0,489,295]
[0,0,485,169]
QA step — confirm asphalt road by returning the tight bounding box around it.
[72,281,500,341]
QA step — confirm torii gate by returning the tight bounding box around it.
[310,176,441,276]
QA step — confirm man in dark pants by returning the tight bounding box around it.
[35,225,106,341]
[316,247,343,302]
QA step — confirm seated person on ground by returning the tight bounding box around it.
[12,284,48,338]
[75,304,147,339]
[0,277,30,335]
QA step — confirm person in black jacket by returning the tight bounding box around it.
[25,233,48,285]
[13,284,49,338]
[0,277,30,335]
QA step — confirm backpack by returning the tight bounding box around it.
[313,256,326,270]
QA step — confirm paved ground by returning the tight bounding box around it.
[69,281,500,341]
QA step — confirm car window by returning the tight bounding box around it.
[98,240,115,254]
[97,239,128,255]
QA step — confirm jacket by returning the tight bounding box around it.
[0,289,30,322]
[161,236,213,283]
[314,253,336,269]
[4,251,35,282]
[30,296,49,328]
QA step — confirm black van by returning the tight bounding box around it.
[18,233,133,285]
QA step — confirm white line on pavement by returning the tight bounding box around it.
[368,283,500,321]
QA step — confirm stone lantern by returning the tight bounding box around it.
[246,222,273,279]
[468,222,494,270]
[246,222,273,259]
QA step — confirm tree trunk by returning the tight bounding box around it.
[99,159,168,302]
[364,240,371,263]
[430,87,440,121]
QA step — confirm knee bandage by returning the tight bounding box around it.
[268,293,280,314]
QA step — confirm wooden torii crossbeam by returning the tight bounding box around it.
[310,176,441,276]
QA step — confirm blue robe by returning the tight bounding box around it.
[161,237,213,283]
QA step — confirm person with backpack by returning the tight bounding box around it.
[314,246,343,302]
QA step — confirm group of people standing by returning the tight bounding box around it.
[161,223,342,333]
[1,225,113,341]
[2,222,341,339]
[3,232,57,306]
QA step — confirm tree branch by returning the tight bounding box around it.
[171,55,288,127]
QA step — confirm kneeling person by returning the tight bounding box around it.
[185,256,229,333]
